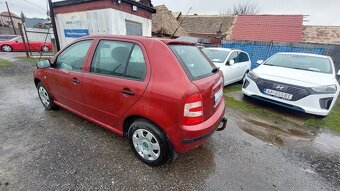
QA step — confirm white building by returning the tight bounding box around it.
[52,0,155,48]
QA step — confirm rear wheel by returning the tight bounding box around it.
[2,45,12,52]
[128,119,172,166]
[37,82,58,110]
[42,45,50,52]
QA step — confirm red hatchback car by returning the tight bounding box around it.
[0,35,52,52]
[33,35,227,166]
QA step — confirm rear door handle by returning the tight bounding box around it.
[121,89,135,96]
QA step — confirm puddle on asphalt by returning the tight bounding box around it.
[237,115,340,153]
[314,132,340,152]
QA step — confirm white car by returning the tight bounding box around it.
[242,52,340,117]
[202,48,251,86]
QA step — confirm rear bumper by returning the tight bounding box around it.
[174,100,226,154]
[242,76,339,116]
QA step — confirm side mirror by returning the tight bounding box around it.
[36,60,51,69]
[337,70,340,76]
[15,40,18,43]
[228,59,235,65]
[256,60,264,65]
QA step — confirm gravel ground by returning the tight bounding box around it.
[0,60,339,191]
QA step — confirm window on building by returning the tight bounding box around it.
[126,20,142,36]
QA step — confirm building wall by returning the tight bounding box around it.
[0,16,21,28]
[55,8,152,48]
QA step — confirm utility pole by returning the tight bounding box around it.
[5,1,17,35]
[48,0,60,51]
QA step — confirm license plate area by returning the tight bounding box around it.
[263,88,293,100]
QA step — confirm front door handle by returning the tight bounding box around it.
[121,88,135,96]
[72,78,80,84]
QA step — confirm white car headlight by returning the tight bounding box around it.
[247,71,259,80]
[311,85,337,94]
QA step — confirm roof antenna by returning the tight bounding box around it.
[171,7,192,39]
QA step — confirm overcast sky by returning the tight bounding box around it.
[0,0,339,26]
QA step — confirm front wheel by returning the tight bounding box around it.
[2,45,12,52]
[128,119,172,166]
[37,82,58,110]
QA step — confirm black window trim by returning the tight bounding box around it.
[89,39,147,82]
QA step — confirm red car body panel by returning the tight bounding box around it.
[33,35,226,154]
[0,36,52,51]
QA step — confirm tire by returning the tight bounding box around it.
[42,45,50,52]
[37,82,58,110]
[128,119,172,166]
[2,45,12,52]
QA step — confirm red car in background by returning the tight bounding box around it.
[0,35,52,52]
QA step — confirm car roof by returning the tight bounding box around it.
[203,47,242,52]
[276,52,331,59]
[79,35,195,46]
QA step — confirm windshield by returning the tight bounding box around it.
[202,49,230,63]
[264,54,333,74]
[0,35,17,41]
[170,45,215,80]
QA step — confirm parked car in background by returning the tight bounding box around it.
[0,35,52,52]
[202,48,251,86]
[33,35,227,166]
[243,52,340,117]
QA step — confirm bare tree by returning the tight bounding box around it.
[227,1,261,15]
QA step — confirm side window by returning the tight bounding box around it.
[91,40,134,77]
[56,40,93,71]
[126,45,146,80]
[17,37,23,42]
[239,52,249,62]
[228,52,239,64]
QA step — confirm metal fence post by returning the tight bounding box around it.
[17,23,29,58]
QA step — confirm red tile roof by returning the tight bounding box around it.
[231,15,304,42]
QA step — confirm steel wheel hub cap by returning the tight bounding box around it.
[3,46,10,51]
[38,87,50,106]
[132,129,160,161]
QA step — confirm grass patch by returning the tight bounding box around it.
[0,59,12,68]
[224,84,340,133]
[305,98,340,133]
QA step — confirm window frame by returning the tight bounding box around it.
[53,39,94,72]
[89,39,148,82]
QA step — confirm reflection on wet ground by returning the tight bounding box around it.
[232,108,340,189]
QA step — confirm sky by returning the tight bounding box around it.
[0,0,339,26]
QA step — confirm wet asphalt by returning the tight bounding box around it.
[0,60,339,191]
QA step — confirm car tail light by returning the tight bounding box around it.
[183,93,203,126]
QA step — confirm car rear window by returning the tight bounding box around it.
[170,45,215,80]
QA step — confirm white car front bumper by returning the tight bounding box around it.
[242,76,339,116]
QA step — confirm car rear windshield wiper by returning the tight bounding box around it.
[212,67,220,73]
